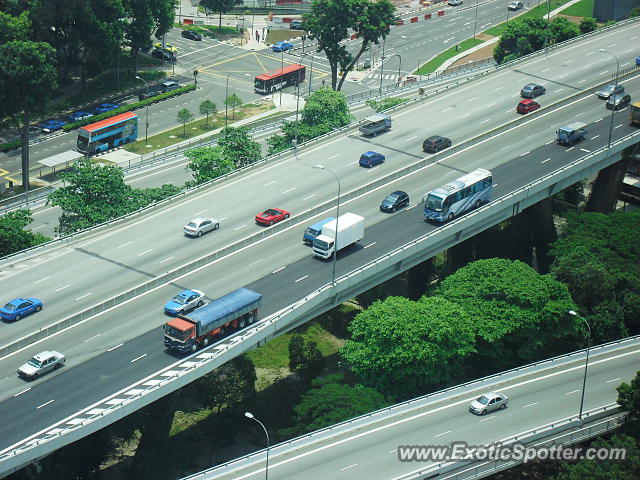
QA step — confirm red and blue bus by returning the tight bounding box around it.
[77,111,138,155]
[254,64,306,94]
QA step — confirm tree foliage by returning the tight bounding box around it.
[0,210,50,257]
[279,374,387,438]
[365,97,408,113]
[304,0,395,90]
[618,370,640,439]
[342,296,476,399]
[579,17,597,34]
[176,107,193,134]
[200,0,241,30]
[47,159,181,234]
[184,145,235,184]
[217,126,261,167]
[199,99,217,126]
[288,334,324,383]
[224,93,242,118]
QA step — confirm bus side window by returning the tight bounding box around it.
[444,196,453,208]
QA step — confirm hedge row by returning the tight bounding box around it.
[0,139,21,152]
[61,84,196,132]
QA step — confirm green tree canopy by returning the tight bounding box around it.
[218,126,261,167]
[288,334,324,383]
[341,296,476,398]
[184,145,235,184]
[279,374,387,438]
[0,10,30,43]
[199,99,217,126]
[435,258,579,367]
[618,370,640,438]
[579,17,597,34]
[176,107,193,134]
[0,210,50,257]
[224,93,242,118]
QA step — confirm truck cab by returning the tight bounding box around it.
[303,217,335,245]
[164,318,197,353]
[556,122,587,146]
[359,114,391,136]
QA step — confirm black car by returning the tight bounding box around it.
[520,83,545,99]
[423,135,452,153]
[380,191,409,213]
[152,49,175,61]
[181,29,202,41]
[139,89,162,101]
[606,93,631,111]
[289,20,304,30]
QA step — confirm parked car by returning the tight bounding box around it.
[272,41,294,52]
[516,99,540,114]
[606,93,631,111]
[154,42,178,54]
[67,111,93,122]
[422,135,452,153]
[359,151,386,168]
[380,191,409,213]
[17,351,65,380]
[255,208,290,226]
[469,392,509,415]
[520,83,545,98]
[94,103,120,114]
[0,297,43,321]
[448,0,463,5]
[152,49,175,62]
[508,1,523,10]
[38,120,66,133]
[289,20,304,30]
[183,217,220,237]
[596,83,624,99]
[181,29,202,41]
[164,289,205,315]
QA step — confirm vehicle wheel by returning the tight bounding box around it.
[191,343,198,353]
[269,220,274,226]
[392,206,396,213]
[32,373,38,379]
[197,231,202,237]
[54,362,62,370]
[284,214,289,219]
[214,223,219,230]
[219,327,225,336]
[247,313,256,324]
[35,305,42,312]
[475,200,482,208]
[202,336,210,347]
[238,318,246,329]
[500,404,506,410]
[178,309,184,316]
[197,300,203,308]
[15,314,21,321]
[447,213,455,222]
[481,409,487,415]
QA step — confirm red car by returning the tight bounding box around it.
[516,99,540,114]
[255,208,290,226]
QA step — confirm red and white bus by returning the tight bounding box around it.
[254,64,306,94]
[76,112,138,155]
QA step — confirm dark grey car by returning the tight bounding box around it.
[380,191,409,213]
[423,135,452,153]
[520,83,545,99]
[597,83,624,99]
[606,93,631,110]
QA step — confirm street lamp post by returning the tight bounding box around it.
[378,37,386,94]
[135,76,149,143]
[280,49,285,106]
[388,54,402,87]
[224,72,240,130]
[599,49,620,150]
[245,412,269,480]
[294,57,305,147]
[308,50,317,96]
[472,0,479,39]
[569,310,591,421]
[313,165,340,290]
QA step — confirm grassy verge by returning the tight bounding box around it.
[124,102,276,153]
[484,0,573,37]
[561,0,594,17]
[416,38,484,74]
[265,29,306,44]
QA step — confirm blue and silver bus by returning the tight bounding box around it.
[77,111,138,155]
[423,168,493,222]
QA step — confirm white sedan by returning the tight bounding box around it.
[183,217,220,237]
[17,351,65,380]
[469,391,508,415]
[508,1,523,10]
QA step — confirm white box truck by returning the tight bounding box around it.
[312,213,364,260]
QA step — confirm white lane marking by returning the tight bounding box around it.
[160,256,174,264]
[591,134,600,140]
[364,242,376,248]
[480,118,491,124]
[194,209,207,215]
[137,249,152,257]
[75,292,93,301]
[283,187,296,194]
[406,136,417,141]
[435,430,451,437]
[34,276,50,284]
[442,107,453,112]
[249,258,263,266]
[459,113,471,119]
[578,79,587,83]
[295,275,308,283]
[406,204,418,210]
[606,377,621,383]
[328,154,339,159]
[107,343,124,352]
[388,449,397,454]
[487,102,497,107]
[303,194,316,201]
[565,389,580,395]
[599,70,608,75]
[580,148,590,153]
[118,241,132,248]
[235,225,247,230]
[468,97,478,101]
[540,68,550,73]
[520,151,530,157]
[37,400,55,409]
[341,464,358,471]
[272,266,286,274]
[614,124,623,129]
[480,416,495,422]
[523,402,538,408]
[55,284,70,292]
[554,88,564,93]
[264,180,277,186]
[14,388,31,397]
[131,354,147,363]
[84,334,102,343]
[567,147,575,152]
[607,43,616,48]
[541,158,551,164]
[494,86,504,91]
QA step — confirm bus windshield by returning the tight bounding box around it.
[425,194,444,211]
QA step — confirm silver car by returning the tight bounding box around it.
[596,83,624,99]
[183,217,220,237]
[469,391,508,415]
[18,350,65,380]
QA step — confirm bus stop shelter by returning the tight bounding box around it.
[37,150,84,175]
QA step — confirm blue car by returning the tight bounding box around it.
[636,56,640,67]
[67,111,94,122]
[164,289,205,316]
[38,120,66,133]
[95,103,120,114]
[272,41,294,52]
[0,297,43,321]
[359,151,385,168]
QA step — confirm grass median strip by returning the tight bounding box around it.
[416,38,485,75]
